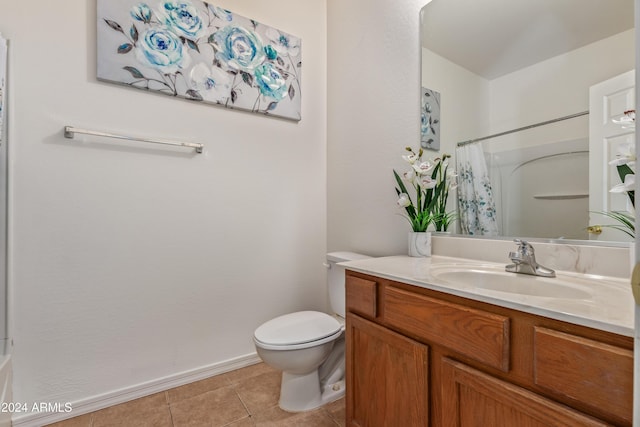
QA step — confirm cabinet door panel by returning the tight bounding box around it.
[346,313,429,427]
[534,327,632,424]
[385,286,510,371]
[441,358,609,427]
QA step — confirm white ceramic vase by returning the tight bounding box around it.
[408,231,431,257]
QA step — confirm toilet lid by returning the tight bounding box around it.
[254,311,342,346]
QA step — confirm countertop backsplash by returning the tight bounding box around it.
[432,235,632,279]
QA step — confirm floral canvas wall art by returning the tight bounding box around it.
[421,87,440,150]
[97,0,302,121]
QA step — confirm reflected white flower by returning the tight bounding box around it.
[612,110,636,129]
[609,143,636,167]
[610,174,635,193]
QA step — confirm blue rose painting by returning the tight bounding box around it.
[420,87,440,150]
[97,0,302,121]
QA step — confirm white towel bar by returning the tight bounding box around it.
[64,126,203,154]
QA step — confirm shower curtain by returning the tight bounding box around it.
[455,143,499,235]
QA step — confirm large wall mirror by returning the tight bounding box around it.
[421,0,635,244]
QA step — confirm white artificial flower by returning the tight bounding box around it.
[397,193,411,208]
[402,168,415,182]
[402,153,419,164]
[412,160,434,176]
[417,176,437,190]
[610,174,635,193]
[609,143,636,167]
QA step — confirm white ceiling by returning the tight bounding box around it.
[421,0,634,79]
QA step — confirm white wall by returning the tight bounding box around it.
[421,49,491,155]
[0,0,327,417]
[488,29,635,152]
[327,0,427,256]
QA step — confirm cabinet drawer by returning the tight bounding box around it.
[534,327,632,424]
[384,286,510,371]
[346,275,377,318]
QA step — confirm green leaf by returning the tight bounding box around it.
[591,210,635,238]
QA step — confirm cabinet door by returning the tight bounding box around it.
[441,358,609,427]
[346,313,429,427]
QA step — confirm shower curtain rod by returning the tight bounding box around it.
[456,111,589,147]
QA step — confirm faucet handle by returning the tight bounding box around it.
[513,239,534,255]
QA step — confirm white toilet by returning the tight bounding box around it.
[253,251,371,412]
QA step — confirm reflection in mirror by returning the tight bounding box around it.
[420,0,635,244]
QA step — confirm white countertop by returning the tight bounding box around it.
[340,255,634,337]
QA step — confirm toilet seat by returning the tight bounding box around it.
[254,311,343,351]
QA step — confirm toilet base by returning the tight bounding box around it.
[278,371,346,413]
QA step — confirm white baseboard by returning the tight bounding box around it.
[12,352,262,427]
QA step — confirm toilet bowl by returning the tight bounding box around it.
[253,251,370,412]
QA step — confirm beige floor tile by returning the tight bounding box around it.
[221,362,277,385]
[92,392,172,427]
[170,385,249,427]
[167,374,232,403]
[223,416,255,426]
[45,413,92,427]
[323,398,345,427]
[233,370,281,415]
[252,406,339,427]
[44,362,346,427]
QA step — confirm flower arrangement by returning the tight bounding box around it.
[394,147,458,232]
[593,109,635,238]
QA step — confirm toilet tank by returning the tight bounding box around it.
[326,251,371,318]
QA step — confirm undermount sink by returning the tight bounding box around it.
[431,267,593,299]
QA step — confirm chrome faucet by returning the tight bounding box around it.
[505,239,555,278]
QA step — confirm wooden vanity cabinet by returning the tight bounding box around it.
[345,270,633,427]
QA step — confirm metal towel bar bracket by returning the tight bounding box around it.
[64,126,204,154]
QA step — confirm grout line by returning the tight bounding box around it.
[233,389,252,416]
[164,391,176,427]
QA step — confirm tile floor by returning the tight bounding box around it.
[45,363,345,427]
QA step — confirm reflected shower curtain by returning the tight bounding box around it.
[455,143,499,235]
